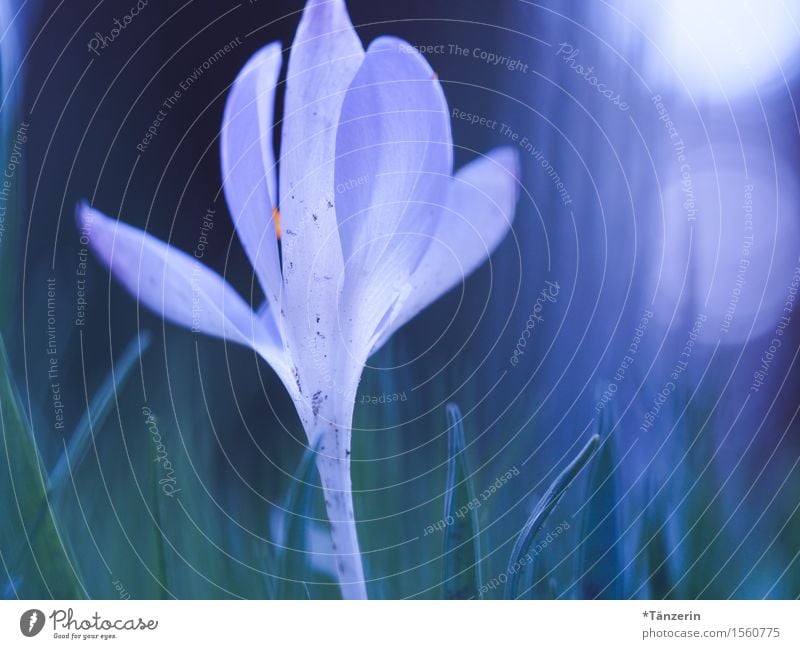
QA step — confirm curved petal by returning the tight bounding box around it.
[77,203,289,375]
[221,42,283,316]
[370,147,520,354]
[335,35,453,355]
[278,0,363,376]
[336,36,453,280]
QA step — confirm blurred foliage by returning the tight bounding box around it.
[442,403,482,599]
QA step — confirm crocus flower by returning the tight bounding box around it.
[78,0,519,599]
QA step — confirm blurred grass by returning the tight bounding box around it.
[506,434,599,599]
[2,318,800,600]
[4,321,799,600]
[442,403,482,599]
[577,412,624,599]
[0,333,84,598]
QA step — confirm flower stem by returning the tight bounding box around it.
[315,428,367,599]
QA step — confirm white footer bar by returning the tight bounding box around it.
[1,600,797,647]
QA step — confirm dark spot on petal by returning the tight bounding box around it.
[312,390,323,417]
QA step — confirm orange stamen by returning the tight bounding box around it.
[273,207,281,239]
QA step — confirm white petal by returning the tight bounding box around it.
[221,42,283,316]
[335,36,453,355]
[371,147,520,353]
[277,0,365,418]
[78,203,291,378]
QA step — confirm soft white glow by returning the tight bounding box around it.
[630,0,800,101]
[653,159,800,343]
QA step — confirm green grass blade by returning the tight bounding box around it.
[505,434,599,599]
[3,333,151,597]
[442,403,482,599]
[47,332,151,495]
[578,421,623,598]
[637,490,675,599]
[0,333,84,598]
[277,438,323,598]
